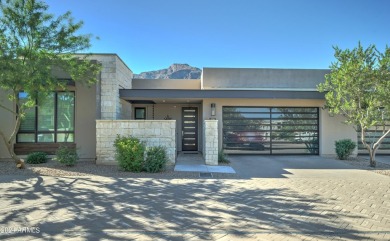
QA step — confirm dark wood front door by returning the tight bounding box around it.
[182,107,198,151]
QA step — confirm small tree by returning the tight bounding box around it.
[0,0,100,165]
[318,43,390,167]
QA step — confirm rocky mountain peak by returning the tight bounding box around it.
[134,63,201,79]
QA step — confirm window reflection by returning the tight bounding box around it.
[17,92,75,143]
[223,107,319,154]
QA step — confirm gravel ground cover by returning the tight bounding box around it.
[338,156,390,177]
[0,159,239,179]
[1,156,388,178]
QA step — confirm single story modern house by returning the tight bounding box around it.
[0,54,388,165]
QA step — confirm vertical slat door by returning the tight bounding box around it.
[182,107,198,151]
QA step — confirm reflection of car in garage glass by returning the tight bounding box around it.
[225,132,265,150]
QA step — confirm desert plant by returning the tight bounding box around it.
[54,145,78,166]
[114,135,145,172]
[0,0,100,166]
[335,139,357,160]
[144,146,168,173]
[26,152,48,164]
[318,43,390,167]
[218,149,230,164]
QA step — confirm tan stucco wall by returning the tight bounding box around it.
[0,89,14,160]
[75,83,97,160]
[132,79,201,89]
[201,98,357,157]
[202,68,330,90]
[319,109,358,157]
[132,103,203,152]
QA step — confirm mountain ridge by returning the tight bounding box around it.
[134,63,201,79]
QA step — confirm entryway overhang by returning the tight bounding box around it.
[119,89,325,101]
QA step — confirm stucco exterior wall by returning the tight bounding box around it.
[132,103,203,152]
[320,109,358,157]
[202,98,357,157]
[75,83,98,160]
[0,89,14,160]
[202,68,330,90]
[120,99,131,120]
[132,79,201,89]
[96,120,176,165]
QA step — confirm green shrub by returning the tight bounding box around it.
[144,146,168,173]
[54,145,79,166]
[335,139,356,160]
[218,149,230,164]
[26,152,48,164]
[114,135,145,172]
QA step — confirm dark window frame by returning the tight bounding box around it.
[17,91,76,143]
[134,107,146,120]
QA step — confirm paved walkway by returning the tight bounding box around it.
[174,152,236,174]
[174,164,236,174]
[0,156,389,240]
[176,152,205,165]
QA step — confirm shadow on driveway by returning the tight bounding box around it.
[228,155,385,179]
[0,175,373,240]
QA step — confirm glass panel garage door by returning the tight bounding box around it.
[223,107,319,155]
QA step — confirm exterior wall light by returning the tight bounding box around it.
[211,103,216,117]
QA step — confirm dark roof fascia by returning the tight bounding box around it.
[119,89,325,99]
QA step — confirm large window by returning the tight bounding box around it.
[17,92,75,143]
[223,107,319,155]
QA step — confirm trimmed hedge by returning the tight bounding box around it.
[335,139,356,160]
[144,146,168,173]
[55,145,78,166]
[26,152,48,164]
[114,135,170,173]
[114,135,145,172]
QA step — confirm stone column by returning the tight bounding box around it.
[91,54,132,120]
[203,120,218,165]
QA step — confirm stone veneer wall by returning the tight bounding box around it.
[96,120,176,165]
[203,120,218,165]
[90,55,133,120]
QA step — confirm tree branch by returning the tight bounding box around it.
[8,114,21,144]
[373,128,390,151]
[360,127,371,153]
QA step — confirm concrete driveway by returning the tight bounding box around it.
[0,156,389,240]
[228,155,371,178]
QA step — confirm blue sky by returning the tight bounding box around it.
[46,0,390,74]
